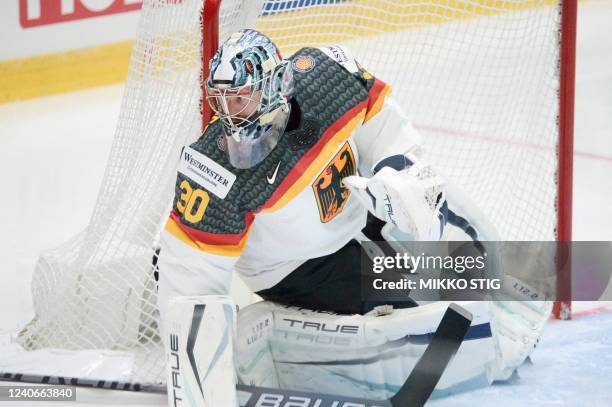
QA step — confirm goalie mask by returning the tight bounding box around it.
[205,29,293,169]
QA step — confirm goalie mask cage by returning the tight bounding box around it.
[7,0,575,388]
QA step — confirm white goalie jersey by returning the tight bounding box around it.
[156,45,490,313]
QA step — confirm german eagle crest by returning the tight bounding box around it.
[312,142,356,223]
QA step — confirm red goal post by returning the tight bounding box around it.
[554,0,577,320]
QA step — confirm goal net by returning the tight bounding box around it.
[6,0,575,388]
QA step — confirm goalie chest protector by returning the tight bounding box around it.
[170,47,381,238]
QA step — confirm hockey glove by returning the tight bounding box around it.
[343,156,447,240]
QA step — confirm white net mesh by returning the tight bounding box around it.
[15,0,565,386]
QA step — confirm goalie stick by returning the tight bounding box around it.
[390,302,473,406]
[0,303,472,407]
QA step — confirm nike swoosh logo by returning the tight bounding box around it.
[267,161,281,184]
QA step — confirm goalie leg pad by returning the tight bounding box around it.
[165,295,238,407]
[235,301,496,400]
[489,295,552,381]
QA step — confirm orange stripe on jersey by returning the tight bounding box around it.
[261,102,367,213]
[170,210,255,246]
[165,215,251,256]
[364,79,392,123]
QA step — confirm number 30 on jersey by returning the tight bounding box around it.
[176,180,209,223]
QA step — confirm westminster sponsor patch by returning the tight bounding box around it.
[178,147,236,199]
[312,142,356,223]
[319,45,359,73]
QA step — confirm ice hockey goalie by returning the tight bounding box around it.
[158,29,551,406]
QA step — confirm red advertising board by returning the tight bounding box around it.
[20,0,143,28]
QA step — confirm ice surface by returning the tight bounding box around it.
[429,307,612,406]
